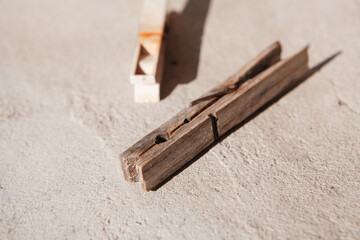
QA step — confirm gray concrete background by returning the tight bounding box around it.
[1,0,359,239]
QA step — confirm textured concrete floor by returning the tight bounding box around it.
[1,0,359,239]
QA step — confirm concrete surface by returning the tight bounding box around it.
[1,0,359,239]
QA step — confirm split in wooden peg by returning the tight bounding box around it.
[121,41,310,191]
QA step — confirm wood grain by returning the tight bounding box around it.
[120,42,310,191]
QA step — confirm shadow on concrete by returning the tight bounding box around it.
[161,0,212,99]
[153,50,342,191]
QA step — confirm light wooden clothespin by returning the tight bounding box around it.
[130,0,169,103]
[121,42,309,191]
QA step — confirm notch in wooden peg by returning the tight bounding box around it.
[121,41,310,191]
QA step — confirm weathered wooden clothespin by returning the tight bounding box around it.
[130,0,169,103]
[121,42,309,191]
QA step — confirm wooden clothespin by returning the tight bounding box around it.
[130,0,169,103]
[121,42,309,191]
